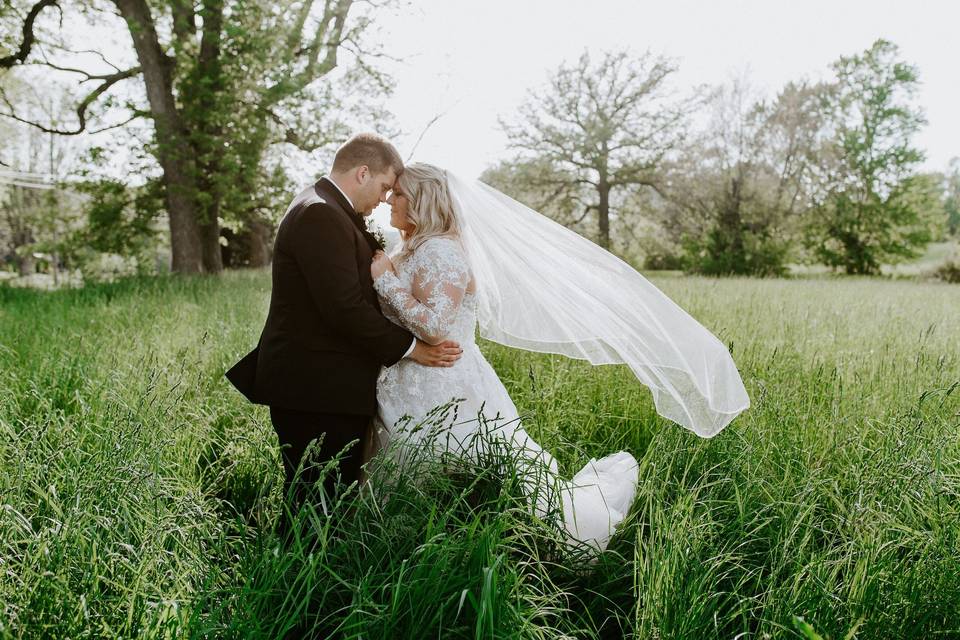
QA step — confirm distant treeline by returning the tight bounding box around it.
[483,41,959,277]
[1,0,957,279]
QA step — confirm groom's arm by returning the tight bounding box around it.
[288,203,413,366]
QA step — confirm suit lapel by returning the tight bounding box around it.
[315,177,384,253]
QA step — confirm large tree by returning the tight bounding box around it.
[944,157,960,237]
[658,77,828,275]
[1,0,389,273]
[498,49,698,250]
[806,39,931,274]
[479,157,593,239]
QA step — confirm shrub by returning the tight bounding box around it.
[934,257,960,283]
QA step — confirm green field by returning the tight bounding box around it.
[1,271,958,639]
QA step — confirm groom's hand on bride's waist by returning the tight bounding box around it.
[409,339,462,367]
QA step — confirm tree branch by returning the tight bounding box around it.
[0,0,60,69]
[265,0,352,104]
[19,60,140,82]
[311,0,351,73]
[261,104,330,152]
[405,104,457,162]
[36,42,125,73]
[287,0,319,55]
[0,66,141,135]
[170,0,197,44]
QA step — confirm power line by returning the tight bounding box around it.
[0,168,54,180]
[0,167,56,190]
[0,172,87,201]
[0,176,54,190]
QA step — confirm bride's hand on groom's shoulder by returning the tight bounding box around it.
[410,339,462,367]
[371,250,395,279]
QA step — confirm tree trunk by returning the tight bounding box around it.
[115,0,203,274]
[220,218,273,268]
[200,215,223,272]
[597,181,611,250]
[246,219,273,267]
[706,184,745,275]
[164,166,204,273]
[16,252,35,277]
[842,235,876,275]
[720,177,745,260]
[195,0,225,274]
[8,195,36,276]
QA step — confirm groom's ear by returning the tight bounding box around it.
[355,165,371,184]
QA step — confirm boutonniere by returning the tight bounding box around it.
[366,217,387,248]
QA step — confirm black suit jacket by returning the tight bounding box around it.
[226,177,414,416]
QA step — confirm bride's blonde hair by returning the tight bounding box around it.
[395,162,462,259]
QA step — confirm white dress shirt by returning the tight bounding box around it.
[325,175,416,360]
[324,174,355,212]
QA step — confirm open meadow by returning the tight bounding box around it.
[1,272,958,639]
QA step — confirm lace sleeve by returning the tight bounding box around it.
[373,237,471,345]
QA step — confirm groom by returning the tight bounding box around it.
[226,133,461,524]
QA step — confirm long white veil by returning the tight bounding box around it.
[445,169,750,438]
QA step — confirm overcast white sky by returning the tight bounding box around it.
[367,0,957,182]
[9,0,958,221]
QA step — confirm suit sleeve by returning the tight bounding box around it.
[288,203,413,366]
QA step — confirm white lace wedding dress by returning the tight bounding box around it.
[372,235,639,552]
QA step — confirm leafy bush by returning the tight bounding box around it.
[682,227,791,277]
[934,257,960,283]
[642,249,687,271]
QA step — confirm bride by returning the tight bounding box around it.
[368,163,750,552]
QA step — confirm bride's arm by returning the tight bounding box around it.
[373,239,471,345]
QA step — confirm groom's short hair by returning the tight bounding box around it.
[332,133,404,177]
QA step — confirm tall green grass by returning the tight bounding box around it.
[1,272,958,638]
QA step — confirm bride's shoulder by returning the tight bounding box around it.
[418,235,466,258]
[408,235,470,279]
